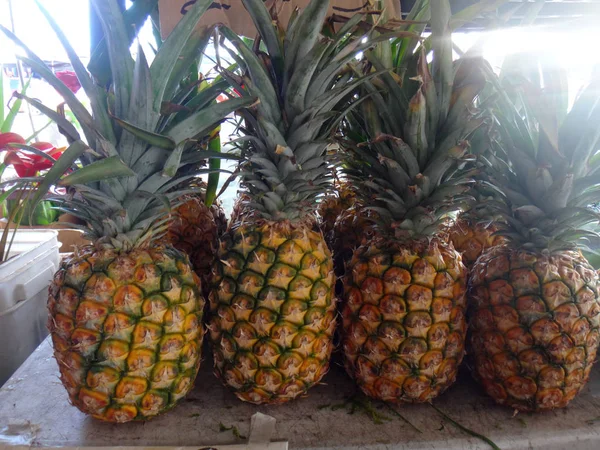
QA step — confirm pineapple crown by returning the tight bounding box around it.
[216,0,396,224]
[452,90,513,224]
[483,54,600,253]
[0,0,252,250]
[341,1,489,239]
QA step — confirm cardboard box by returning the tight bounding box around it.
[159,0,401,39]
[1,217,89,253]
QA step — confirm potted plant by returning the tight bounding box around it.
[0,81,87,250]
[1,135,66,226]
[0,75,64,386]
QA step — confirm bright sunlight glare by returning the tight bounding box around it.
[454,25,600,108]
[0,0,90,61]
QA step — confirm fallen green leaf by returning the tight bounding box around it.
[330,402,347,411]
[586,416,600,425]
[327,394,391,425]
[385,403,423,434]
[218,423,246,440]
[430,404,501,450]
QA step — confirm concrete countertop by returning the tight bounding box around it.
[1,338,600,449]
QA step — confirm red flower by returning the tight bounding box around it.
[0,132,26,150]
[55,70,82,94]
[3,141,65,178]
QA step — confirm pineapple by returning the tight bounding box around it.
[468,59,600,411]
[166,169,227,290]
[318,178,379,278]
[448,65,509,267]
[450,217,500,266]
[210,199,229,236]
[340,3,489,403]
[208,0,381,404]
[318,177,356,239]
[318,179,369,277]
[449,181,506,267]
[329,203,378,277]
[228,191,251,226]
[166,194,220,290]
[1,0,251,422]
[164,81,229,289]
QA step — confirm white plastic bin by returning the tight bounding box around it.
[0,230,60,386]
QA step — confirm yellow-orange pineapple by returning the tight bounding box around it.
[449,172,509,267]
[467,58,600,411]
[450,212,504,267]
[166,194,224,288]
[210,220,336,404]
[470,247,599,410]
[318,180,356,239]
[343,237,467,402]
[339,4,488,402]
[49,246,204,421]
[330,205,377,277]
[15,0,253,421]
[208,0,377,404]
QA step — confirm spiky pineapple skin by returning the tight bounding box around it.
[228,193,257,227]
[48,245,204,422]
[209,221,337,404]
[469,246,600,411]
[210,200,228,236]
[318,182,356,239]
[330,207,377,277]
[342,237,467,403]
[166,196,222,289]
[449,215,504,267]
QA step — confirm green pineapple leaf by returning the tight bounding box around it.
[59,157,135,186]
[12,91,81,142]
[90,0,134,119]
[149,0,214,114]
[1,78,30,134]
[35,0,115,144]
[88,0,159,86]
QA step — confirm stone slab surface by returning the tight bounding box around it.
[1,338,600,449]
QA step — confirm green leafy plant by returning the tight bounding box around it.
[0,0,253,423]
[0,70,34,262]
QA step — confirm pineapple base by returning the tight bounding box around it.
[342,237,467,403]
[469,246,600,411]
[48,245,204,422]
[209,220,337,404]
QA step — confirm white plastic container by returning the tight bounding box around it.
[0,230,60,386]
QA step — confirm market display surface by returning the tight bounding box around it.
[1,338,600,449]
[2,0,600,448]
